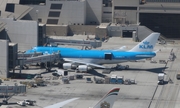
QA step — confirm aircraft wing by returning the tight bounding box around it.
[85,62,106,68]
[44,98,79,108]
[64,58,106,68]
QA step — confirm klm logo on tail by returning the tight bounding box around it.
[139,41,153,49]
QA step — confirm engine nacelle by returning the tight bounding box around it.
[78,65,92,72]
[63,63,77,70]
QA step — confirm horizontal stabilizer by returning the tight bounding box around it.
[113,46,127,51]
[44,98,79,108]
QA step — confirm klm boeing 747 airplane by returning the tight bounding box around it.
[25,33,160,72]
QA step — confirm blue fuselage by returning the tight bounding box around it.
[25,47,156,64]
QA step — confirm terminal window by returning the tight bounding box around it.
[103,12,112,14]
[146,0,180,2]
[47,19,59,24]
[114,6,137,10]
[38,19,42,23]
[5,3,15,13]
[50,4,62,10]
[20,0,46,5]
[48,11,61,17]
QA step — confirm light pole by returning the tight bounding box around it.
[36,10,39,22]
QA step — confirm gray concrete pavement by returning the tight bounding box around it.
[2,36,180,108]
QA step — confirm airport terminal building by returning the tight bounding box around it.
[19,0,180,38]
[0,0,180,78]
[1,0,180,38]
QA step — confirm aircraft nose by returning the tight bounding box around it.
[153,52,156,56]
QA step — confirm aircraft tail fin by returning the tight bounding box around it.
[92,88,120,108]
[129,33,160,52]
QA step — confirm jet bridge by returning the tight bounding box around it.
[18,52,43,59]
[0,84,26,104]
[19,53,60,65]
[17,53,60,75]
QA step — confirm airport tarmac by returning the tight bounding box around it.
[2,35,180,108]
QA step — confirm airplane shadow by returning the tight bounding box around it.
[112,67,168,74]
[3,102,17,105]
[9,73,36,79]
[0,96,18,105]
[88,69,107,78]
[0,103,17,106]
[40,69,56,74]
[11,66,168,79]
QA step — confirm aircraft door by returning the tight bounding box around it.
[105,53,112,60]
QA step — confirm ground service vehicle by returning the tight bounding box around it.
[176,73,180,79]
[158,73,164,85]
[24,99,35,105]
[17,101,26,106]
[52,69,68,76]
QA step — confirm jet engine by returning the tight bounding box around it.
[63,63,77,70]
[78,65,92,72]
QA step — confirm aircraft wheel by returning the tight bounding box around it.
[125,65,129,69]
[2,100,8,105]
[46,68,51,72]
[40,63,45,68]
